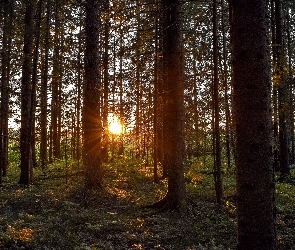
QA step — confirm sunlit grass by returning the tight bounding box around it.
[0,155,294,249]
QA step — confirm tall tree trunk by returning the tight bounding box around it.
[231,0,277,249]
[285,3,295,165]
[83,0,103,189]
[150,0,186,211]
[118,23,124,157]
[19,0,35,185]
[276,0,290,179]
[40,0,50,170]
[0,0,13,180]
[75,9,83,161]
[102,0,110,163]
[221,0,231,171]
[212,0,223,205]
[271,0,280,172]
[135,6,141,159]
[51,0,61,160]
[31,0,42,170]
[153,0,160,183]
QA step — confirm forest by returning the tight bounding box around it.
[0,0,295,249]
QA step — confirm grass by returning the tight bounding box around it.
[0,156,294,249]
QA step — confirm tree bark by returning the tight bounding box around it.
[275,0,290,179]
[31,0,42,170]
[0,0,13,180]
[19,0,35,185]
[151,0,186,211]
[231,0,277,249]
[212,0,223,205]
[40,0,51,170]
[102,0,110,163]
[83,0,103,190]
[51,0,62,160]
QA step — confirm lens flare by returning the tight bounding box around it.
[109,115,123,135]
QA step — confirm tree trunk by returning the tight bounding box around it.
[51,0,62,160]
[275,0,290,179]
[19,0,35,185]
[101,0,110,163]
[0,0,13,180]
[231,0,277,249]
[118,23,124,157]
[40,0,50,170]
[75,8,83,161]
[212,0,223,205]
[150,0,186,211]
[83,0,103,190]
[31,0,42,169]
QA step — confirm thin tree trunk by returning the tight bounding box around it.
[102,0,110,163]
[31,0,42,169]
[40,0,50,170]
[118,23,124,157]
[0,0,13,179]
[19,0,35,185]
[51,0,61,160]
[275,0,290,179]
[212,0,223,205]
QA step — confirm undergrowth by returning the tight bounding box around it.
[0,156,294,249]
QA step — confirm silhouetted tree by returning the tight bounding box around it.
[231,0,277,248]
[83,0,103,189]
[19,0,35,185]
[149,0,186,211]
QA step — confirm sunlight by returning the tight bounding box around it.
[109,114,123,135]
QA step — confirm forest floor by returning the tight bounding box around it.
[0,158,294,250]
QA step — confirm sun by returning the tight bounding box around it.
[109,115,123,135]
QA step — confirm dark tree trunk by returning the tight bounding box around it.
[212,0,223,205]
[153,0,160,183]
[221,0,231,171]
[19,0,35,185]
[285,4,295,165]
[51,0,62,160]
[231,0,277,249]
[151,0,186,211]
[31,0,42,170]
[74,8,83,161]
[0,0,13,180]
[270,0,280,173]
[275,0,290,179]
[102,0,110,163]
[83,0,103,190]
[118,24,124,157]
[40,0,50,170]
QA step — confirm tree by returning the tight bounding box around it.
[212,0,223,205]
[19,0,35,185]
[275,0,290,179]
[83,0,103,189]
[40,0,51,170]
[51,0,63,161]
[0,0,14,181]
[30,0,43,169]
[101,0,110,163]
[231,0,277,249]
[149,0,186,211]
